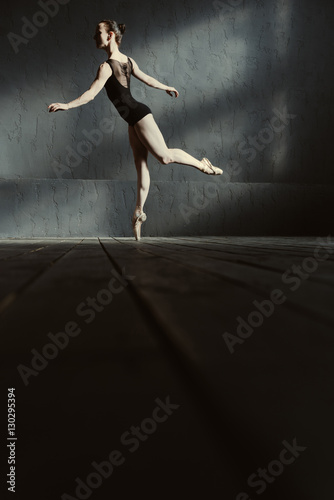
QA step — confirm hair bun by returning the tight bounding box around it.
[118,23,126,34]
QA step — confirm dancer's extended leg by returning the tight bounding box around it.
[134,114,222,174]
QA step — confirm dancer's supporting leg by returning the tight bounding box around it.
[128,124,150,240]
[134,114,222,174]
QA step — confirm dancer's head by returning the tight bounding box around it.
[94,20,126,49]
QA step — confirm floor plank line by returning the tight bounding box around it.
[0,239,84,316]
[0,237,333,498]
[136,238,334,286]
[110,238,334,328]
[0,243,49,261]
[98,237,257,481]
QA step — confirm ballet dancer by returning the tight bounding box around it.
[48,20,223,240]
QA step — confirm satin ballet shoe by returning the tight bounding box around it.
[132,207,147,241]
[200,157,223,175]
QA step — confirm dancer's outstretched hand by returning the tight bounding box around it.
[166,87,179,98]
[48,103,69,112]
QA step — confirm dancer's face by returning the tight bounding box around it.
[93,23,111,49]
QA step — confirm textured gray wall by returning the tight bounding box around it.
[1,0,333,236]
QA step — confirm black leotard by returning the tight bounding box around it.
[104,57,152,126]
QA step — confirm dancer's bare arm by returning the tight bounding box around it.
[48,62,112,112]
[129,57,179,98]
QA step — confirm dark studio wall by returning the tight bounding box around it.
[0,0,333,237]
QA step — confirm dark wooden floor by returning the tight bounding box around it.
[1,236,334,500]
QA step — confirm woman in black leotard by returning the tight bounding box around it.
[48,20,223,240]
[104,56,152,127]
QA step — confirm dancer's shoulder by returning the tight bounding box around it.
[99,61,113,74]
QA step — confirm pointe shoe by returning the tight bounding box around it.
[132,207,147,241]
[200,157,223,175]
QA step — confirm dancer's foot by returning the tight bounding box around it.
[200,157,223,175]
[132,206,147,241]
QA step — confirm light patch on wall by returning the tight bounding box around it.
[270,90,295,178]
[274,0,293,60]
